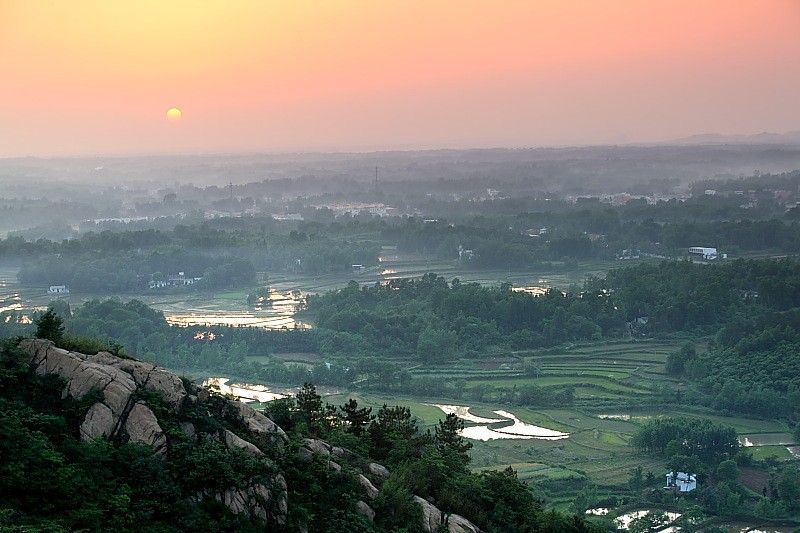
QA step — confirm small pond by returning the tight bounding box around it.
[203,377,291,403]
[430,404,569,441]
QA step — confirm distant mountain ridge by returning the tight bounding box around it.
[669,130,800,145]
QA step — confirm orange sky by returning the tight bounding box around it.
[1,0,799,156]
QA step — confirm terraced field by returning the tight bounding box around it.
[312,337,796,506]
[406,340,681,408]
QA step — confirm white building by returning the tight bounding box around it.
[665,472,697,492]
[688,247,718,260]
[48,285,69,294]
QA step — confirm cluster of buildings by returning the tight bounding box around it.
[148,272,201,289]
[310,202,400,217]
[688,247,726,260]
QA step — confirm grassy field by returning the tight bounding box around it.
[311,335,797,505]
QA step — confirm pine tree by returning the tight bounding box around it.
[340,398,374,436]
[296,382,323,434]
[435,412,472,462]
[34,308,65,345]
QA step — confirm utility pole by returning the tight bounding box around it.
[229,181,234,218]
[374,166,378,193]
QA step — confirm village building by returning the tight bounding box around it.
[665,472,697,492]
[688,247,718,260]
[47,285,69,294]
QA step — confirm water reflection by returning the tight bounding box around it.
[430,404,505,424]
[430,404,569,441]
[512,286,549,297]
[203,377,290,403]
[167,314,310,329]
[738,433,795,447]
[491,410,569,439]
[613,510,680,531]
[164,289,310,330]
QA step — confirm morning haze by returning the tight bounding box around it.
[4,2,800,533]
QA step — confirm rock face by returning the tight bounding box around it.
[414,496,483,533]
[24,339,144,441]
[355,500,376,522]
[19,339,287,525]
[125,401,167,454]
[223,398,288,452]
[357,474,380,500]
[198,477,287,525]
[299,435,483,533]
[224,429,266,459]
[364,462,390,485]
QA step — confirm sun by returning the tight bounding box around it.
[166,107,182,122]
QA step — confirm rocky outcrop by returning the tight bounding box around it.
[357,474,379,500]
[197,477,287,525]
[363,462,390,485]
[299,436,482,533]
[414,496,482,533]
[355,500,376,522]
[222,397,288,452]
[18,339,482,531]
[125,401,167,454]
[19,339,288,525]
[24,339,141,440]
[224,429,266,459]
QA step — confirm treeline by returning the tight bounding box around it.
[386,213,800,267]
[2,219,381,290]
[631,417,739,465]
[18,251,256,292]
[309,274,621,360]
[674,316,800,418]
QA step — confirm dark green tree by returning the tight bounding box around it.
[434,413,472,463]
[34,308,65,345]
[296,382,323,435]
[778,464,800,511]
[339,398,373,437]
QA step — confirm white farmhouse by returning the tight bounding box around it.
[665,471,697,492]
[688,247,718,260]
[47,285,69,294]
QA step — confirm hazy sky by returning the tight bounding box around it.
[1,1,799,156]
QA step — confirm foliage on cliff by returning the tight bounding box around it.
[0,339,606,532]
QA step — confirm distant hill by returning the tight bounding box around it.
[670,130,800,145]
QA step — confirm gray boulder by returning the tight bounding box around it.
[125,402,167,454]
[302,438,332,456]
[223,399,288,452]
[355,500,375,523]
[224,429,266,459]
[414,496,482,533]
[363,462,390,485]
[357,474,379,500]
